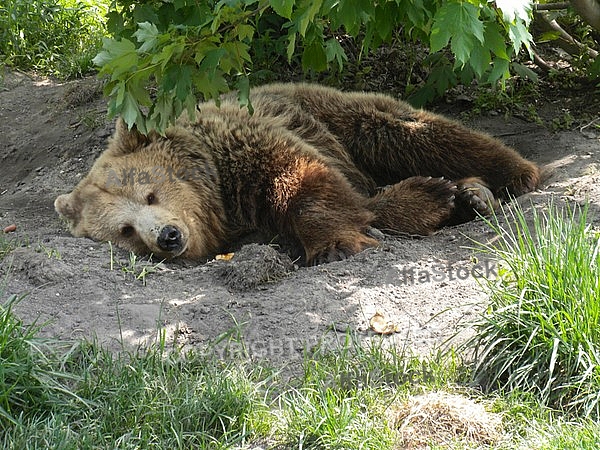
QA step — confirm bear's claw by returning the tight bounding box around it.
[447,177,499,225]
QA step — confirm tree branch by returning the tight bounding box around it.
[534,2,571,11]
[535,11,599,58]
[570,0,600,32]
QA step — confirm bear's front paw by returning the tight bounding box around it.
[306,233,378,265]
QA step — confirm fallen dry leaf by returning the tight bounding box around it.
[369,311,400,335]
[215,252,235,261]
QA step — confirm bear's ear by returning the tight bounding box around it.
[54,192,81,226]
[109,118,162,155]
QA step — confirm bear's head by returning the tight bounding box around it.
[55,119,226,260]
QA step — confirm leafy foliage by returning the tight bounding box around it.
[0,0,108,78]
[94,0,536,133]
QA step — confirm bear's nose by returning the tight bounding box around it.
[157,225,183,252]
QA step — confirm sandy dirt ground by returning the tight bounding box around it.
[1,70,599,369]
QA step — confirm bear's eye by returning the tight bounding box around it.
[146,193,156,205]
[120,225,135,237]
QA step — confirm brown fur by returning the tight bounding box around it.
[55,83,540,265]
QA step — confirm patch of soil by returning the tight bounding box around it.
[1,70,599,369]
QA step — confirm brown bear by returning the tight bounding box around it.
[55,83,540,265]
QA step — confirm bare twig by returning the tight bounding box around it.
[580,117,600,132]
[532,50,556,71]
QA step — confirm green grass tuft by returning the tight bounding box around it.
[302,329,467,392]
[0,296,81,428]
[466,200,600,416]
[3,337,275,448]
[0,234,21,261]
[277,386,394,449]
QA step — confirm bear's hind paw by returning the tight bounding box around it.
[446,177,499,225]
[368,176,458,236]
[506,164,541,197]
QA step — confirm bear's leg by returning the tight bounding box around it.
[400,113,540,198]
[365,176,499,235]
[281,160,379,265]
[320,93,540,197]
[365,176,457,235]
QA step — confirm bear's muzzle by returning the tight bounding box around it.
[157,225,183,253]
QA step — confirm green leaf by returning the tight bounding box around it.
[487,57,510,85]
[115,81,126,109]
[106,11,124,36]
[133,22,159,53]
[325,37,347,72]
[221,41,251,73]
[484,22,509,60]
[428,62,457,95]
[132,4,160,26]
[286,32,297,62]
[151,39,186,70]
[468,43,492,78]
[450,32,479,67]
[458,64,475,85]
[121,92,143,130]
[302,39,328,72]
[93,38,135,68]
[173,0,187,10]
[162,65,194,102]
[295,0,323,37]
[193,37,221,64]
[405,0,428,30]
[430,2,485,63]
[150,94,175,133]
[175,66,194,101]
[236,24,255,42]
[430,5,454,51]
[408,85,436,108]
[129,72,153,108]
[92,44,113,68]
[195,72,229,101]
[93,38,139,80]
[496,0,533,25]
[236,75,253,114]
[336,0,360,35]
[183,93,197,121]
[269,0,294,19]
[508,20,533,57]
[198,48,227,78]
[538,31,561,43]
[374,3,395,41]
